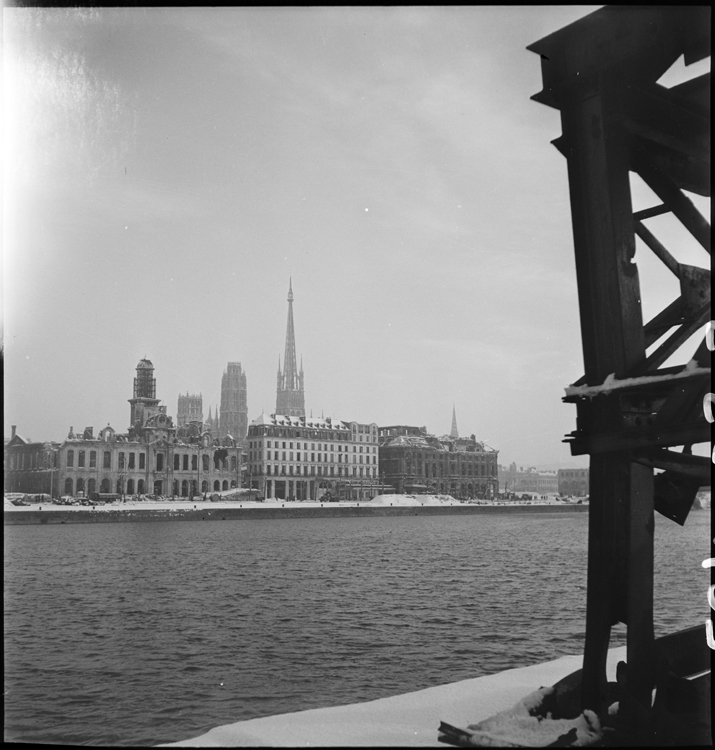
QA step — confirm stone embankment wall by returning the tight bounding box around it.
[4,503,588,526]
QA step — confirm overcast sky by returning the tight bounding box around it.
[4,6,710,468]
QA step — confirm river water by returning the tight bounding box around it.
[3,510,711,746]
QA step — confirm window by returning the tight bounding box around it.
[139,453,145,469]
[64,478,73,495]
[202,455,210,472]
[157,453,164,471]
[183,454,188,471]
[66,450,74,468]
[119,452,126,469]
[192,455,197,471]
[89,451,97,468]
[127,479,135,495]
[103,451,111,469]
[231,456,237,471]
[174,454,180,470]
[128,452,135,469]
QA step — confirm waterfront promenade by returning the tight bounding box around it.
[4,495,588,525]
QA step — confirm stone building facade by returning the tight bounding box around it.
[378,425,499,498]
[498,463,561,494]
[5,359,243,500]
[246,414,379,501]
[4,426,59,497]
[558,467,590,496]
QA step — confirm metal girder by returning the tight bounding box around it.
[529,5,711,741]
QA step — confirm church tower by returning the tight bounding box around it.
[276,278,305,417]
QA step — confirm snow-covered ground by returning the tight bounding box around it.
[160,645,627,747]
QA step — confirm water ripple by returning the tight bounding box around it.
[4,511,710,746]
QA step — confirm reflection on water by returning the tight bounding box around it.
[3,510,710,746]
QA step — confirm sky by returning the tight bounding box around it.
[3,6,710,468]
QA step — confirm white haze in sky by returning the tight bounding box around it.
[3,6,710,468]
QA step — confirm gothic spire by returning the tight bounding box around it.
[450,404,459,438]
[276,277,305,417]
[282,278,298,390]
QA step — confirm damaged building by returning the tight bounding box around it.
[378,423,499,499]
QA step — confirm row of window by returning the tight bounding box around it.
[65,450,238,473]
[249,428,377,443]
[67,449,145,470]
[7,452,53,470]
[253,465,378,478]
[250,440,377,453]
[251,451,377,464]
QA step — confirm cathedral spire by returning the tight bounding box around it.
[450,404,459,439]
[276,278,305,417]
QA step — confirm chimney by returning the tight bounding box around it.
[11,425,16,439]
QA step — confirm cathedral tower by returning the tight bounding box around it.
[276,278,305,417]
[220,363,248,441]
[177,392,203,428]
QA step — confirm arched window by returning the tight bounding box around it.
[231,455,237,471]
[88,478,96,496]
[116,479,123,494]
[64,478,73,495]
[89,451,97,468]
[213,480,220,491]
[201,480,208,493]
[181,480,188,497]
[222,480,228,491]
[231,480,237,488]
[66,450,74,468]
[126,479,135,495]
[174,454,180,470]
[103,451,111,469]
[156,453,164,471]
[77,478,85,494]
[100,478,110,493]
[154,480,162,495]
[191,480,197,497]
[173,480,179,496]
[202,455,210,472]
[137,479,145,495]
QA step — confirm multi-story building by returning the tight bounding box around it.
[558,467,589,496]
[497,463,560,494]
[219,362,248,442]
[276,279,305,418]
[4,426,59,497]
[5,359,243,500]
[246,414,379,501]
[378,420,499,498]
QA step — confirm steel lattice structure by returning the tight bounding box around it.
[529,6,710,744]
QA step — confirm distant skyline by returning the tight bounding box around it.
[4,7,710,468]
